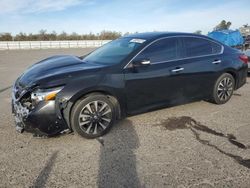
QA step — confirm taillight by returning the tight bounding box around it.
[239,54,249,64]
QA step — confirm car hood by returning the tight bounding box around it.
[17,55,104,88]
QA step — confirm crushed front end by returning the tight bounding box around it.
[11,83,69,136]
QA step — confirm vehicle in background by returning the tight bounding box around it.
[12,32,248,138]
[243,35,250,50]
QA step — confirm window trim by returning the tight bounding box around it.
[123,35,224,69]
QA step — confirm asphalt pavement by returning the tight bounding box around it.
[0,49,250,187]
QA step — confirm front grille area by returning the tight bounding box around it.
[12,83,33,112]
[13,101,30,119]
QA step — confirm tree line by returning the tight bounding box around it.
[0,30,124,41]
[1,20,245,41]
[194,20,234,35]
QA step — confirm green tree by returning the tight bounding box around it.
[2,30,126,41]
[214,20,232,31]
[69,32,81,40]
[57,31,68,40]
[243,24,248,28]
[38,29,48,40]
[48,31,57,41]
[0,33,13,41]
[123,32,130,36]
[14,32,27,41]
[98,30,122,40]
[194,30,202,35]
[27,33,35,40]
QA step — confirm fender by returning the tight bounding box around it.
[55,74,126,130]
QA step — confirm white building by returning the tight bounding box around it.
[239,25,250,36]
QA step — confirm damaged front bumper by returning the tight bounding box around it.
[11,86,69,136]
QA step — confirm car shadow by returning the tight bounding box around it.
[0,85,12,94]
[127,97,204,118]
[97,119,141,188]
[159,116,250,169]
[31,151,58,188]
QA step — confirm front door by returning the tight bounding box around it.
[124,37,187,113]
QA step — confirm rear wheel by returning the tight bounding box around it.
[211,73,235,104]
[71,94,116,138]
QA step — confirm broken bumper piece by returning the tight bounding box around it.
[12,90,68,136]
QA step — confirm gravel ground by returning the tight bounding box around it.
[0,49,250,188]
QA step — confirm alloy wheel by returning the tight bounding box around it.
[78,100,112,135]
[217,77,234,101]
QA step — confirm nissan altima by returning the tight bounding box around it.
[12,32,248,138]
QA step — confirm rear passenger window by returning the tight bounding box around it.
[136,38,179,63]
[211,42,222,54]
[182,37,222,58]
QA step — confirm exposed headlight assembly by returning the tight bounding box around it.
[31,86,63,103]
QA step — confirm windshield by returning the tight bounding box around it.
[83,38,146,65]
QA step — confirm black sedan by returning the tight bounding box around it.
[12,32,248,138]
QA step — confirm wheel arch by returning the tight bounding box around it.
[62,88,124,130]
[225,70,238,89]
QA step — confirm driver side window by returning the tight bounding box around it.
[135,38,179,63]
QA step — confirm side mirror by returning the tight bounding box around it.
[132,59,151,67]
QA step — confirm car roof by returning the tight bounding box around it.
[122,32,225,47]
[123,32,204,40]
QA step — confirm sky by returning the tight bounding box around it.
[0,0,249,35]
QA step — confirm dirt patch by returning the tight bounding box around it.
[160,116,250,169]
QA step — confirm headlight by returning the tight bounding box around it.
[31,87,63,103]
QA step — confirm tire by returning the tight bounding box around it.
[210,73,235,104]
[70,94,116,138]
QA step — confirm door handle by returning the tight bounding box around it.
[212,60,222,64]
[171,67,184,73]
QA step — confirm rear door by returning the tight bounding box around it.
[178,36,224,98]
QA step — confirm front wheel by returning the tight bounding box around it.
[71,94,116,138]
[210,73,235,104]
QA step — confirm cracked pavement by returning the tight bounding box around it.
[0,49,250,187]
